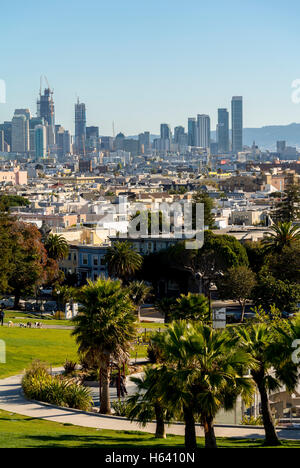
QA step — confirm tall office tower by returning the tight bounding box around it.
[11,114,30,153]
[160,123,171,140]
[196,114,210,148]
[217,108,229,153]
[115,132,125,150]
[30,117,45,154]
[0,130,4,152]
[34,125,47,160]
[174,126,185,143]
[160,123,171,152]
[75,99,86,155]
[0,122,12,148]
[86,126,99,151]
[231,96,243,153]
[188,118,196,146]
[37,87,55,148]
[15,108,31,121]
[63,130,72,155]
[138,131,151,153]
[276,140,286,153]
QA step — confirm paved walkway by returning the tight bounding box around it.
[1,373,300,440]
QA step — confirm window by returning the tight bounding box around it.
[82,254,88,265]
[93,256,98,266]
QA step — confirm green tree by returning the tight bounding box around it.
[127,367,171,439]
[0,194,30,212]
[192,190,215,229]
[253,272,300,314]
[266,242,300,283]
[152,321,254,449]
[216,266,256,322]
[234,323,298,446]
[44,233,69,261]
[170,293,210,322]
[72,278,136,414]
[272,183,300,222]
[1,219,56,307]
[127,280,152,322]
[105,241,143,282]
[156,297,177,323]
[262,222,300,254]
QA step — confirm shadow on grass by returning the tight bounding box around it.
[23,434,185,448]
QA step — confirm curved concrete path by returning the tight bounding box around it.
[1,373,300,440]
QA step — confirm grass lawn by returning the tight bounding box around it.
[0,327,78,378]
[3,311,72,327]
[0,326,149,378]
[0,410,299,448]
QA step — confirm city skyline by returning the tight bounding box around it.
[1,0,300,134]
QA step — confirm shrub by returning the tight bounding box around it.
[64,360,77,375]
[241,415,263,426]
[22,362,92,411]
[111,400,131,417]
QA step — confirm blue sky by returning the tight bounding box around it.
[1,0,300,135]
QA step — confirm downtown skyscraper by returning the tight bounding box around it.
[217,108,229,153]
[231,96,243,153]
[75,99,86,155]
[196,114,210,148]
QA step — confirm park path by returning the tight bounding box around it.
[0,372,300,440]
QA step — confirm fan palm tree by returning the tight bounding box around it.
[234,323,298,446]
[105,241,143,282]
[44,233,69,260]
[171,293,210,322]
[127,281,152,322]
[262,222,300,254]
[127,367,172,438]
[72,278,136,414]
[152,321,254,448]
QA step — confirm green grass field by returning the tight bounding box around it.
[3,311,72,327]
[0,410,298,448]
[0,327,78,378]
[0,326,149,378]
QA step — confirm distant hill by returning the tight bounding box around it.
[128,123,300,150]
[213,123,300,150]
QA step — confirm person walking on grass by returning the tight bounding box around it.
[0,305,5,326]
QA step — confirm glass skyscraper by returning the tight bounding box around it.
[231,96,243,153]
[217,108,229,153]
[188,118,196,146]
[75,99,86,155]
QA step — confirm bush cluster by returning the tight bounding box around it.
[22,361,92,411]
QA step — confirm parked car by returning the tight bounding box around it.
[0,297,14,308]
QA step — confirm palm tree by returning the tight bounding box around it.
[127,367,171,438]
[152,321,254,449]
[171,293,210,322]
[234,323,298,446]
[105,241,143,282]
[72,278,136,414]
[44,233,69,260]
[127,281,152,322]
[262,222,300,254]
[156,297,176,323]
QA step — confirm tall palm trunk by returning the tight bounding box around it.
[154,402,166,438]
[256,377,280,446]
[202,415,217,448]
[183,405,197,449]
[137,305,141,323]
[99,356,111,414]
[240,302,246,323]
